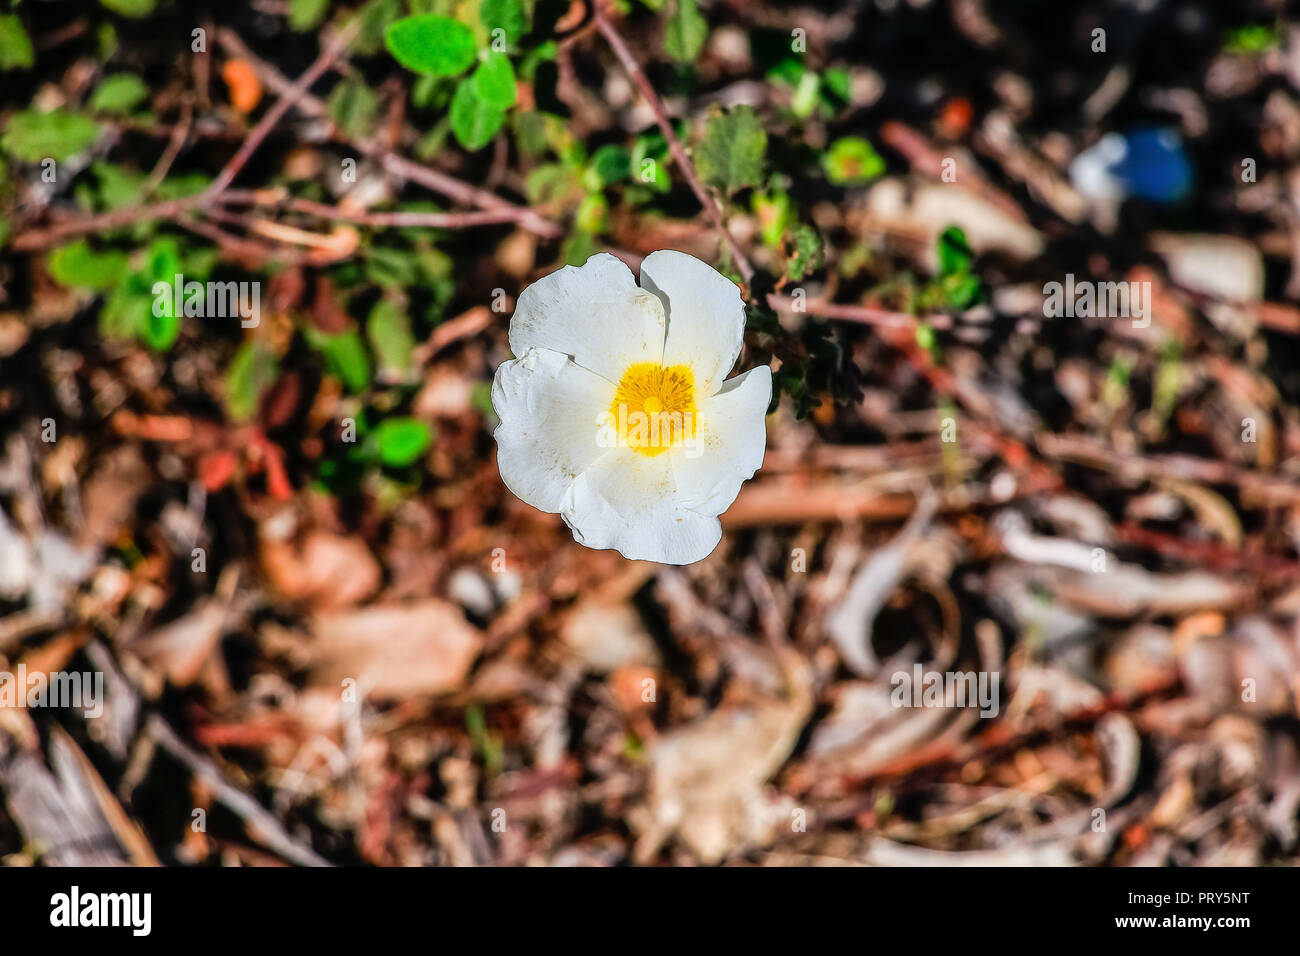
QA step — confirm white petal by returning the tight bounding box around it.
[492,347,614,514]
[672,365,771,516]
[510,253,666,382]
[563,449,722,564]
[640,249,745,397]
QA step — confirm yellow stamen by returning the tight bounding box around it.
[609,362,698,457]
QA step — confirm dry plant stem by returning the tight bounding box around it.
[13,24,556,252]
[203,22,359,199]
[1038,432,1300,508]
[143,98,193,197]
[217,191,528,229]
[373,153,563,238]
[591,4,756,287]
[10,23,356,253]
[213,28,563,240]
[177,216,309,266]
[13,199,195,251]
[880,121,1028,223]
[145,714,332,867]
[767,293,953,330]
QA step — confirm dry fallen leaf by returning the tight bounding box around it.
[561,598,660,673]
[310,599,483,700]
[633,667,812,864]
[261,528,381,609]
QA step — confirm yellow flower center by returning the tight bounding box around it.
[608,362,698,457]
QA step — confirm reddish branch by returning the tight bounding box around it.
[14,21,561,254]
[591,3,757,287]
[212,28,563,241]
[767,293,953,330]
[143,98,193,197]
[218,191,531,229]
[203,22,359,199]
[13,199,198,251]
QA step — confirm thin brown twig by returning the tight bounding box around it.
[590,2,757,287]
[11,28,360,253]
[145,714,331,867]
[34,20,87,51]
[216,191,531,229]
[373,153,564,238]
[1037,432,1300,508]
[117,118,245,141]
[879,121,1029,224]
[203,21,359,199]
[12,199,197,251]
[767,293,953,330]
[213,27,563,240]
[13,21,554,256]
[143,97,194,197]
[176,216,309,267]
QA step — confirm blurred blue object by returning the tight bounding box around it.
[1069,127,1193,204]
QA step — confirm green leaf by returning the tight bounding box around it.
[140,292,181,351]
[823,136,885,186]
[48,240,128,291]
[664,0,707,64]
[373,417,432,467]
[311,328,371,393]
[1224,24,1278,55]
[480,0,528,48]
[99,0,158,17]
[145,237,182,283]
[1,110,102,162]
[91,162,145,210]
[575,193,607,233]
[226,342,279,422]
[327,77,379,139]
[385,15,477,77]
[525,163,578,204]
[98,23,119,59]
[364,244,421,287]
[154,173,211,200]
[634,158,671,194]
[89,73,149,115]
[767,58,804,88]
[915,322,935,355]
[473,53,517,110]
[289,0,330,31]
[183,244,220,281]
[821,68,851,103]
[587,144,632,188]
[367,299,415,376]
[561,231,599,267]
[695,106,766,194]
[936,225,973,277]
[449,77,505,150]
[752,190,792,247]
[100,284,151,341]
[791,70,820,119]
[352,0,403,56]
[785,224,823,281]
[470,380,495,420]
[631,133,670,193]
[940,272,980,310]
[0,15,34,71]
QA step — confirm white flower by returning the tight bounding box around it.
[492,251,771,565]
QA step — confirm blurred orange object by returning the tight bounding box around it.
[221,59,262,114]
[938,97,972,138]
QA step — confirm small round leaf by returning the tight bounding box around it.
[385,15,476,77]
